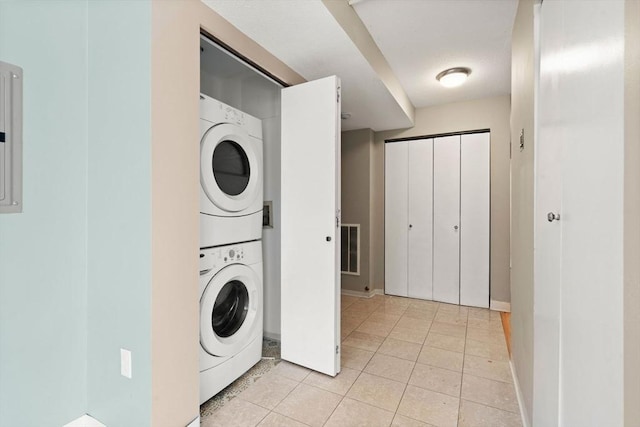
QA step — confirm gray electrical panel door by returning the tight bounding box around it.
[0,60,22,213]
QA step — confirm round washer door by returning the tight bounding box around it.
[200,122,261,213]
[200,264,261,357]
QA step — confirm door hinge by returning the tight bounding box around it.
[337,90,340,103]
[336,216,340,228]
[336,345,339,354]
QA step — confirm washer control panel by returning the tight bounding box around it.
[199,240,261,274]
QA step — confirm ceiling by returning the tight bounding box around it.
[202,0,518,132]
[352,0,518,108]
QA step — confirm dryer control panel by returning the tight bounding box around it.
[223,106,245,126]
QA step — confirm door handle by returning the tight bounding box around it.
[454,225,459,231]
[326,236,332,242]
[409,224,413,229]
[547,212,560,222]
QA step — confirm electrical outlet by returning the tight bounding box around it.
[120,348,132,379]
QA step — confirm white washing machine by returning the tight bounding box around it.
[200,94,264,248]
[199,240,263,404]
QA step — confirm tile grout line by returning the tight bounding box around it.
[388,301,439,425]
[261,369,314,426]
[324,295,388,426]
[456,307,471,427]
[457,316,522,418]
[324,295,406,426]
[320,368,364,426]
[207,299,510,426]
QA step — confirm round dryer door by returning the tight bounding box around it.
[200,122,261,213]
[200,264,261,357]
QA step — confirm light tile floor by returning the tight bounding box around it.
[202,295,522,427]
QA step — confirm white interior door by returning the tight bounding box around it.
[408,139,433,299]
[280,76,341,376]
[460,133,490,308]
[533,3,561,422]
[535,2,627,425]
[433,135,460,305]
[384,141,408,297]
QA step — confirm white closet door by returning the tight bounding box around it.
[408,139,433,299]
[460,133,490,308]
[433,135,461,305]
[281,76,341,376]
[384,142,408,297]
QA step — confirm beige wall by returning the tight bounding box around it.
[370,129,385,290]
[150,2,304,425]
[624,0,640,423]
[341,129,374,293]
[509,0,535,422]
[374,95,511,304]
[151,1,200,426]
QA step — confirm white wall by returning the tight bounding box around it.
[260,113,282,338]
[509,0,535,423]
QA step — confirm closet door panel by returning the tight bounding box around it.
[384,142,408,297]
[408,139,433,299]
[433,136,461,305]
[460,133,490,308]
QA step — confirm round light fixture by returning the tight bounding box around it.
[436,67,471,88]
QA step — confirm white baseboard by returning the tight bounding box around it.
[490,300,511,312]
[341,288,383,298]
[186,416,200,427]
[63,414,105,427]
[510,360,531,427]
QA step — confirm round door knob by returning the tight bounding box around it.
[409,224,413,229]
[547,212,560,222]
[454,225,459,230]
[326,236,332,242]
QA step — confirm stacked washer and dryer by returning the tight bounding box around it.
[199,94,264,404]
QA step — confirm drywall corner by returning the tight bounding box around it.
[322,0,415,126]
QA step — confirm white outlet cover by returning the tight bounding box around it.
[120,348,132,379]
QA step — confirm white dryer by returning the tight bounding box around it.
[199,240,263,404]
[200,94,263,248]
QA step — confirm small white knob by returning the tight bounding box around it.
[547,212,560,222]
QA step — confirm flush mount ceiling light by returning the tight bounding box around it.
[436,67,471,88]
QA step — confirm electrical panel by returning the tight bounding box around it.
[0,61,22,213]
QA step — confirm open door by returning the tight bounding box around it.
[280,75,341,376]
